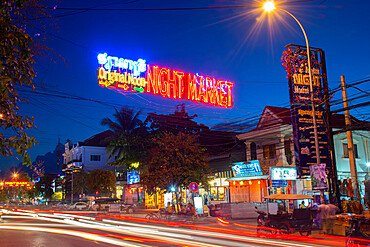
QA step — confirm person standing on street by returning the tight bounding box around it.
[318,203,330,234]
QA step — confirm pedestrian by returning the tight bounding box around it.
[326,202,339,235]
[167,202,173,214]
[204,194,208,206]
[318,203,330,234]
[186,202,196,216]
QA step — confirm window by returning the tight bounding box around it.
[90,155,101,161]
[343,143,358,158]
[250,142,257,160]
[210,186,226,201]
[263,144,276,159]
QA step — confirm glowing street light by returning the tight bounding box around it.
[13,173,18,179]
[263,1,276,12]
[262,1,321,167]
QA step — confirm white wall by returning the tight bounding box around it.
[334,130,370,178]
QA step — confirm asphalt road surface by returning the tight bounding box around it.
[0,208,356,247]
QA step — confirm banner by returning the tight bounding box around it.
[310,163,328,190]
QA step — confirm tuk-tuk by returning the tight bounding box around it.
[256,194,314,236]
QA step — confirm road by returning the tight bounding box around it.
[0,208,358,247]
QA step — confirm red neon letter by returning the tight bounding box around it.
[175,71,185,99]
[198,76,208,103]
[187,74,198,101]
[158,68,169,98]
[145,65,159,95]
[226,82,233,108]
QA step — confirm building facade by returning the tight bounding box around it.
[236,106,370,205]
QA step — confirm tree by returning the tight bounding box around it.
[101,106,149,168]
[0,187,11,202]
[15,172,31,182]
[141,132,209,196]
[73,170,87,195]
[86,169,116,197]
[35,174,53,200]
[0,0,53,165]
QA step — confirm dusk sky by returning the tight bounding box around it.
[2,0,369,171]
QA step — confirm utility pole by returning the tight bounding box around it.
[71,167,74,203]
[341,75,361,201]
[57,137,60,175]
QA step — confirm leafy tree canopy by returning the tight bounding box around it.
[101,107,150,169]
[86,169,116,197]
[0,0,54,165]
[35,174,54,200]
[141,132,209,195]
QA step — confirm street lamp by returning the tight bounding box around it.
[13,173,18,180]
[262,1,321,166]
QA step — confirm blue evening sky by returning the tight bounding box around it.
[1,0,369,171]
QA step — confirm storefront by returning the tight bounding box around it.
[227,176,268,203]
[208,171,232,204]
[226,161,268,203]
[124,169,144,205]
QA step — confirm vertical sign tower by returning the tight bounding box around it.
[282,44,339,200]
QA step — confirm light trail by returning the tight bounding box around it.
[0,225,148,247]
[1,208,349,247]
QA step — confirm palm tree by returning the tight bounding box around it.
[101,107,148,168]
[101,107,143,137]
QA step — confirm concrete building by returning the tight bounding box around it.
[236,106,370,203]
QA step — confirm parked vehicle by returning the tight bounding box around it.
[69,202,89,210]
[52,202,68,209]
[92,198,135,213]
[256,194,314,236]
[346,215,370,246]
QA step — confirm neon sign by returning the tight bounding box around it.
[97,53,233,108]
[4,181,31,186]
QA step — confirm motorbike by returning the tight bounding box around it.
[345,215,370,247]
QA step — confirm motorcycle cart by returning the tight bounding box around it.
[256,194,314,236]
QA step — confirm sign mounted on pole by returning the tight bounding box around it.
[282,44,332,176]
[189,182,199,192]
[97,53,234,108]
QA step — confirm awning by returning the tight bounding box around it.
[226,175,269,181]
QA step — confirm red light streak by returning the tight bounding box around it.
[217,217,230,225]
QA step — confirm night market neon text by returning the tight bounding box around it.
[97,53,233,108]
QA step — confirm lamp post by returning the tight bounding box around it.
[263,1,321,167]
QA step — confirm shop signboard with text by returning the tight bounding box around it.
[291,105,331,175]
[270,167,297,180]
[232,160,263,177]
[127,170,140,185]
[282,45,332,176]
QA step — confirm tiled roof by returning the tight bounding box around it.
[79,130,114,147]
[255,105,367,130]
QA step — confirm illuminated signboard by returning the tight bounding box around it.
[127,170,140,185]
[282,44,332,176]
[270,167,297,180]
[4,181,31,186]
[232,160,263,177]
[97,53,233,108]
